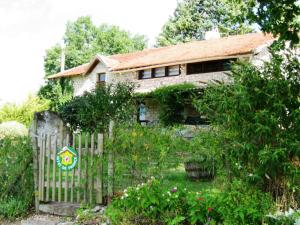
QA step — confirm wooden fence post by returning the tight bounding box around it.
[107,120,115,204]
[96,133,104,204]
[31,113,40,212]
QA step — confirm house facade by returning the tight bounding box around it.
[48,32,275,124]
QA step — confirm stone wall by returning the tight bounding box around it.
[73,63,107,96]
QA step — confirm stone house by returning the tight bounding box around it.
[48,32,275,124]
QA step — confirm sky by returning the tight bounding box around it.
[0,0,178,104]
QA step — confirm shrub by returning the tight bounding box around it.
[59,82,135,132]
[0,137,33,219]
[194,48,300,208]
[106,178,274,225]
[0,121,28,140]
[106,124,186,186]
[212,180,274,225]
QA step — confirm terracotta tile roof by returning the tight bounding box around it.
[48,32,275,79]
[48,63,89,79]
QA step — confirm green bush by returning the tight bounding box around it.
[106,178,274,225]
[59,82,135,132]
[106,124,185,187]
[194,49,300,208]
[0,137,33,219]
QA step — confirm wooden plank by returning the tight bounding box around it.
[58,121,64,202]
[52,136,57,201]
[30,114,40,212]
[108,120,115,204]
[96,133,104,204]
[65,133,70,202]
[77,134,82,203]
[46,134,51,202]
[38,134,43,201]
[71,133,76,203]
[89,133,94,204]
[41,134,46,201]
[83,133,88,203]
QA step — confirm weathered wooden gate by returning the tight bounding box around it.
[30,115,115,214]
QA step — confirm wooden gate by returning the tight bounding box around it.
[30,116,115,213]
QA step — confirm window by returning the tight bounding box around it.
[98,73,106,83]
[154,67,165,78]
[187,59,236,75]
[139,69,152,79]
[167,65,180,76]
[138,103,147,121]
[138,65,181,79]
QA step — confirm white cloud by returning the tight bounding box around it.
[0,0,177,104]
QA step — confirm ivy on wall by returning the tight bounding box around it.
[138,83,203,126]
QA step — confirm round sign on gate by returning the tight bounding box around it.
[56,146,78,170]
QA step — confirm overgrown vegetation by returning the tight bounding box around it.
[38,78,73,112]
[58,82,135,132]
[139,83,201,126]
[106,178,274,225]
[194,48,300,209]
[0,137,33,219]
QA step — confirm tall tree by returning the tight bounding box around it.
[44,16,147,76]
[156,0,253,46]
[232,0,300,45]
[40,16,147,111]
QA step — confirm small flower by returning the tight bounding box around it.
[208,207,213,212]
[171,187,177,193]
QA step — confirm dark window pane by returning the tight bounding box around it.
[187,59,236,75]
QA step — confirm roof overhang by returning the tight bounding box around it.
[111,53,252,74]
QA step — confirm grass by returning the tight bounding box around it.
[161,165,226,193]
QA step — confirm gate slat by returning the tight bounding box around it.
[64,134,70,202]
[84,133,88,203]
[77,134,82,202]
[38,134,44,201]
[41,134,46,201]
[52,136,57,201]
[96,133,104,204]
[89,133,94,204]
[58,122,63,202]
[71,133,76,203]
[46,134,51,201]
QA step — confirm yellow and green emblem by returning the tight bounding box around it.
[56,146,78,170]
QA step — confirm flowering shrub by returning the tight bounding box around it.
[106,178,274,225]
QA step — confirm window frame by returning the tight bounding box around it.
[138,65,181,80]
[186,59,236,75]
[97,73,106,83]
